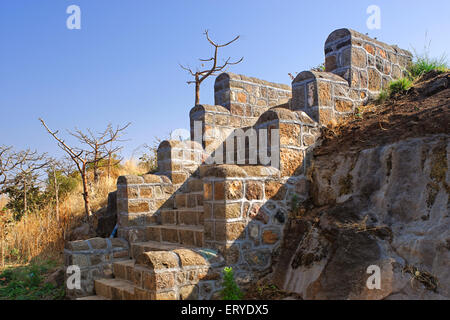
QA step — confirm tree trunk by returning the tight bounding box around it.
[81,166,91,221]
[53,168,60,222]
[107,153,111,179]
[23,178,27,218]
[1,227,5,267]
[93,148,100,184]
[195,75,200,105]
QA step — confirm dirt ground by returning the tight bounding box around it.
[315,71,449,156]
[243,277,303,300]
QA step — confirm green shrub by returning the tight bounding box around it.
[0,260,65,300]
[409,35,448,78]
[375,89,390,105]
[410,58,448,78]
[220,267,243,300]
[389,78,413,95]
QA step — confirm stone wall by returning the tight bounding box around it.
[157,140,204,185]
[292,28,413,126]
[64,237,129,298]
[325,28,412,95]
[291,71,357,125]
[116,174,174,243]
[214,73,291,125]
[65,28,416,300]
[201,164,311,285]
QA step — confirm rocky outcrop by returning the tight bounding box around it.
[274,135,449,299]
[95,191,118,238]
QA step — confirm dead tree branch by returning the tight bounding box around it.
[180,30,243,105]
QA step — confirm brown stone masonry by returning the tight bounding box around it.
[65,28,414,300]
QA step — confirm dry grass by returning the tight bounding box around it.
[335,215,386,234]
[0,159,146,270]
[403,265,439,292]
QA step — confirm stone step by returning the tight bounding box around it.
[144,225,204,247]
[94,278,136,300]
[130,240,186,259]
[112,259,135,281]
[160,209,204,227]
[77,295,110,300]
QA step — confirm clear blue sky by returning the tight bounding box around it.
[1,0,449,160]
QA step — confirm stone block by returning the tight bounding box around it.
[161,228,179,243]
[137,251,179,270]
[139,186,153,198]
[128,201,149,213]
[225,180,243,200]
[245,181,264,200]
[179,230,196,246]
[214,203,242,220]
[143,271,175,291]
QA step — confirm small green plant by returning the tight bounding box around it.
[409,34,448,78]
[0,260,65,300]
[375,89,390,105]
[310,63,325,72]
[290,194,300,211]
[389,77,413,95]
[220,267,243,300]
[410,58,448,78]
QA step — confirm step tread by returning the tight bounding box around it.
[148,224,203,232]
[112,259,135,267]
[132,240,186,251]
[77,295,110,300]
[95,278,135,293]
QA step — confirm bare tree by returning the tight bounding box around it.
[47,158,66,222]
[180,30,243,105]
[40,119,96,221]
[0,146,31,191]
[40,119,129,223]
[68,123,130,184]
[13,150,48,217]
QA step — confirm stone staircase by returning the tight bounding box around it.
[65,28,413,300]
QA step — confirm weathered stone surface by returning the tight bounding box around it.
[248,204,269,224]
[262,229,280,244]
[245,181,264,200]
[128,201,149,213]
[214,203,242,219]
[174,249,208,267]
[280,123,301,147]
[352,48,367,68]
[265,181,286,200]
[368,68,382,91]
[275,135,450,300]
[117,175,144,185]
[280,148,304,176]
[179,230,196,246]
[137,251,179,270]
[318,81,332,106]
[225,180,243,200]
[318,108,335,127]
[325,55,337,72]
[335,99,353,113]
[244,249,271,269]
[161,228,179,243]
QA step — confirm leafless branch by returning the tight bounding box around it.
[180,30,243,105]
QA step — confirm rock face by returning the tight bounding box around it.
[274,135,449,299]
[95,191,118,238]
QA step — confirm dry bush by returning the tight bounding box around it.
[0,160,145,269]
